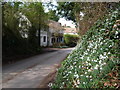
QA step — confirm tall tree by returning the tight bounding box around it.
[21,2,48,47]
[48,10,59,21]
[57,2,117,36]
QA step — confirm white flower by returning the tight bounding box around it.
[115,31,118,35]
[99,60,102,64]
[108,52,110,54]
[88,63,91,66]
[66,74,69,76]
[100,67,102,70]
[80,75,83,77]
[76,85,79,88]
[74,74,79,78]
[77,79,80,84]
[86,76,89,78]
[103,62,106,65]
[94,60,97,62]
[109,45,112,48]
[81,56,84,59]
[88,69,91,72]
[85,72,87,74]
[90,76,92,78]
[83,82,86,84]
[99,54,106,59]
[104,52,107,55]
[90,79,92,81]
[73,62,76,65]
[94,64,99,69]
[48,83,53,87]
[86,61,88,64]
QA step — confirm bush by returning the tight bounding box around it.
[51,8,120,89]
[64,34,79,47]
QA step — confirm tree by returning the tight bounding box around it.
[2,2,49,63]
[57,2,117,36]
[2,2,24,55]
[21,2,48,47]
[48,10,59,22]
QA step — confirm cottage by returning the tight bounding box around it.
[40,20,64,47]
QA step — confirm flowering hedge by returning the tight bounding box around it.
[51,8,120,88]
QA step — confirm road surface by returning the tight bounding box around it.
[2,48,74,88]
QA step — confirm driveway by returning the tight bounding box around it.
[2,48,74,88]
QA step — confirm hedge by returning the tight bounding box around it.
[64,34,79,47]
[50,7,120,89]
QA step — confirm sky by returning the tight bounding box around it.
[58,18,76,28]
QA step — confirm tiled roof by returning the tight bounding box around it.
[64,27,77,33]
[48,20,63,30]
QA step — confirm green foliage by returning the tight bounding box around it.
[51,7,120,89]
[57,2,119,36]
[47,10,59,22]
[64,34,79,47]
[57,2,77,22]
[2,2,47,63]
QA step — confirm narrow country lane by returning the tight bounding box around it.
[2,48,74,88]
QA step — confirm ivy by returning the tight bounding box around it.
[51,7,120,89]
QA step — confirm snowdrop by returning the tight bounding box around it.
[74,74,79,78]
[99,54,106,60]
[109,45,112,48]
[104,52,107,55]
[88,69,92,72]
[94,60,97,62]
[87,49,90,51]
[80,75,83,77]
[81,56,84,59]
[94,64,99,69]
[100,67,103,70]
[90,76,92,78]
[83,82,86,84]
[90,79,92,81]
[73,62,76,65]
[103,62,106,65]
[115,31,118,35]
[88,63,91,66]
[77,79,80,84]
[85,72,87,74]
[99,60,102,64]
[48,83,53,87]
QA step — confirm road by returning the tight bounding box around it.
[2,48,74,88]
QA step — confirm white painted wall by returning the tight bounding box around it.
[40,30,48,47]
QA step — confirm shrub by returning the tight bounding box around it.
[51,8,120,89]
[64,34,79,47]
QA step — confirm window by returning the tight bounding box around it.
[57,38,59,42]
[52,38,55,43]
[43,36,46,42]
